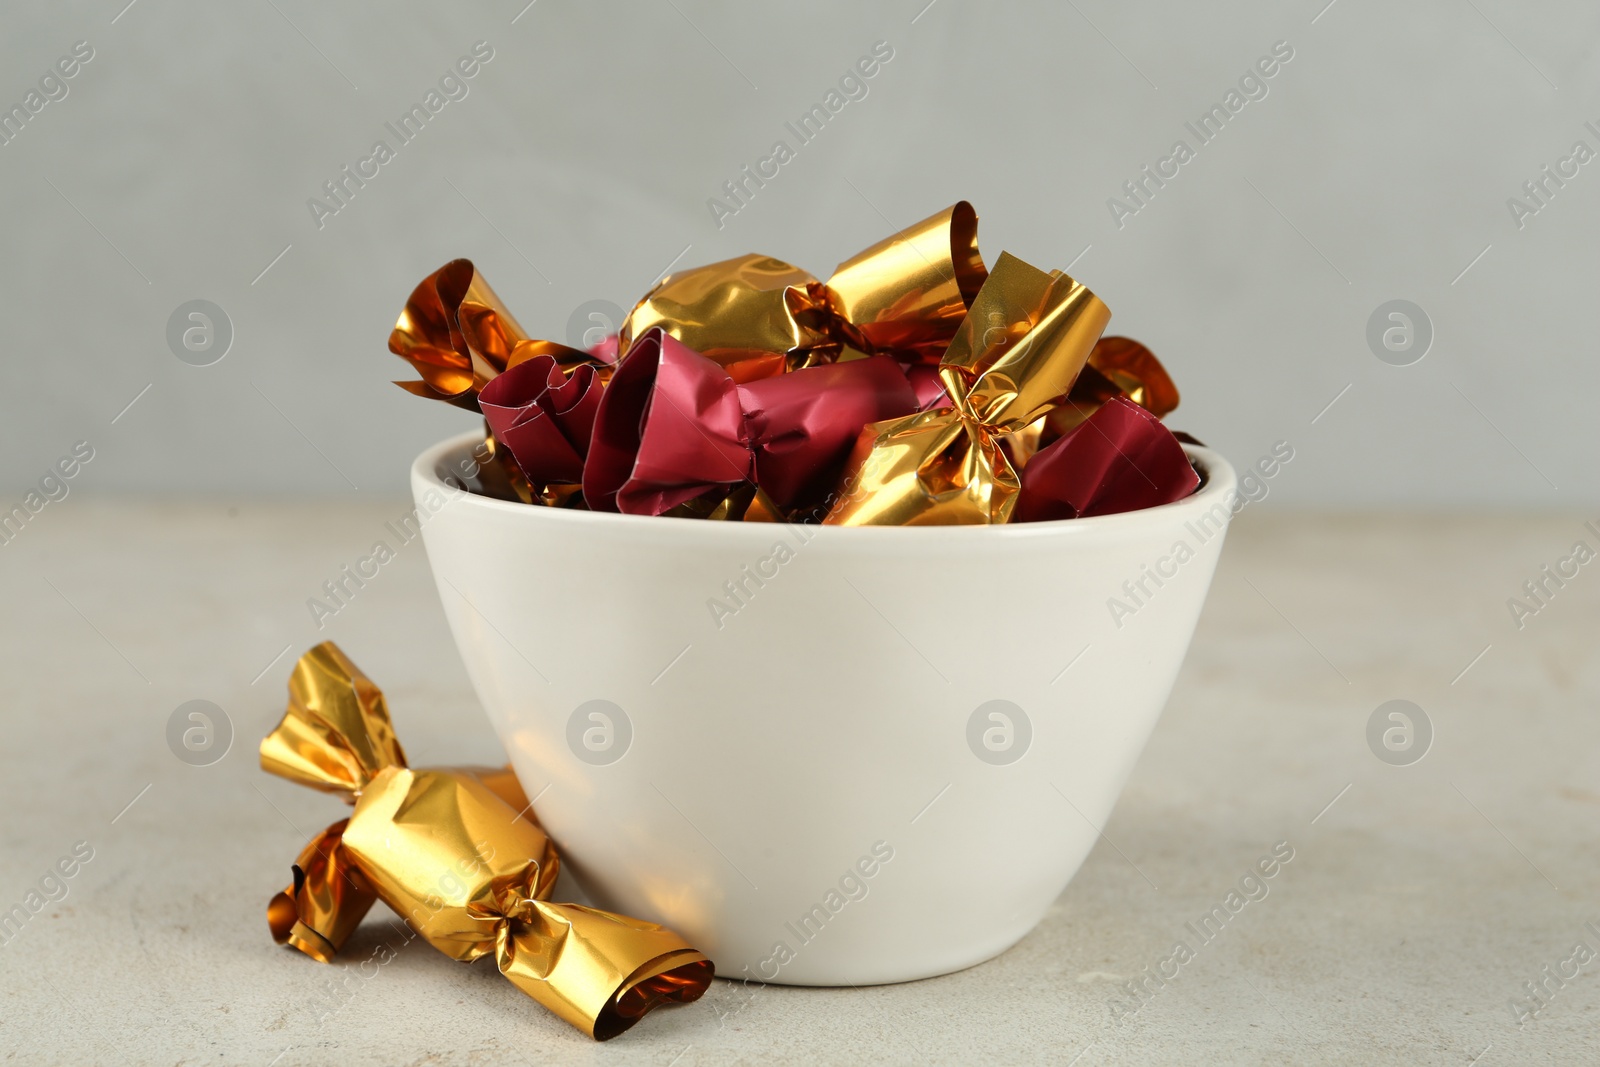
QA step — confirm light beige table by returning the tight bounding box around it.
[1,502,1595,1065]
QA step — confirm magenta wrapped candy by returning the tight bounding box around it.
[1014,396,1200,523]
[479,356,604,490]
[583,329,919,516]
[740,357,917,508]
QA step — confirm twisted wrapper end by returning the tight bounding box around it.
[823,406,1020,525]
[1082,336,1179,420]
[479,356,605,502]
[388,259,531,410]
[498,904,713,1040]
[824,251,1109,525]
[267,818,376,963]
[259,641,406,798]
[827,200,987,363]
[340,764,713,1036]
[940,252,1110,433]
[261,643,404,963]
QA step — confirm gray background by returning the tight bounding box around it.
[2,0,1596,507]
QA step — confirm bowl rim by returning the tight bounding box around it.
[412,429,1238,543]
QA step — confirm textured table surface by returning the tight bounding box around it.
[1,502,1596,1065]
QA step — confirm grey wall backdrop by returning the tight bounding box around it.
[3,0,1596,507]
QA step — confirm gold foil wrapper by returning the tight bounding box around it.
[389,259,610,409]
[618,254,826,382]
[266,819,374,965]
[261,643,712,1040]
[827,200,987,362]
[388,259,529,410]
[617,201,988,381]
[825,252,1110,525]
[1085,335,1179,420]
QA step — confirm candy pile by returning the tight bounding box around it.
[388,201,1198,525]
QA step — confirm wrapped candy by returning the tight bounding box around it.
[1014,395,1200,522]
[825,199,986,362]
[390,259,614,504]
[616,201,987,381]
[389,258,612,410]
[386,201,1202,524]
[583,329,918,515]
[823,252,1110,525]
[388,259,527,410]
[478,356,604,507]
[261,643,712,1040]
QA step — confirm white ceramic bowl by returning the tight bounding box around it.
[412,430,1235,986]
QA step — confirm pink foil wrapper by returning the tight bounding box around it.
[584,329,919,515]
[1014,396,1199,522]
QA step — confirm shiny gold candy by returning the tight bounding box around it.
[390,259,611,409]
[618,254,824,382]
[261,643,712,1040]
[617,202,989,380]
[825,252,1109,525]
[827,200,986,362]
